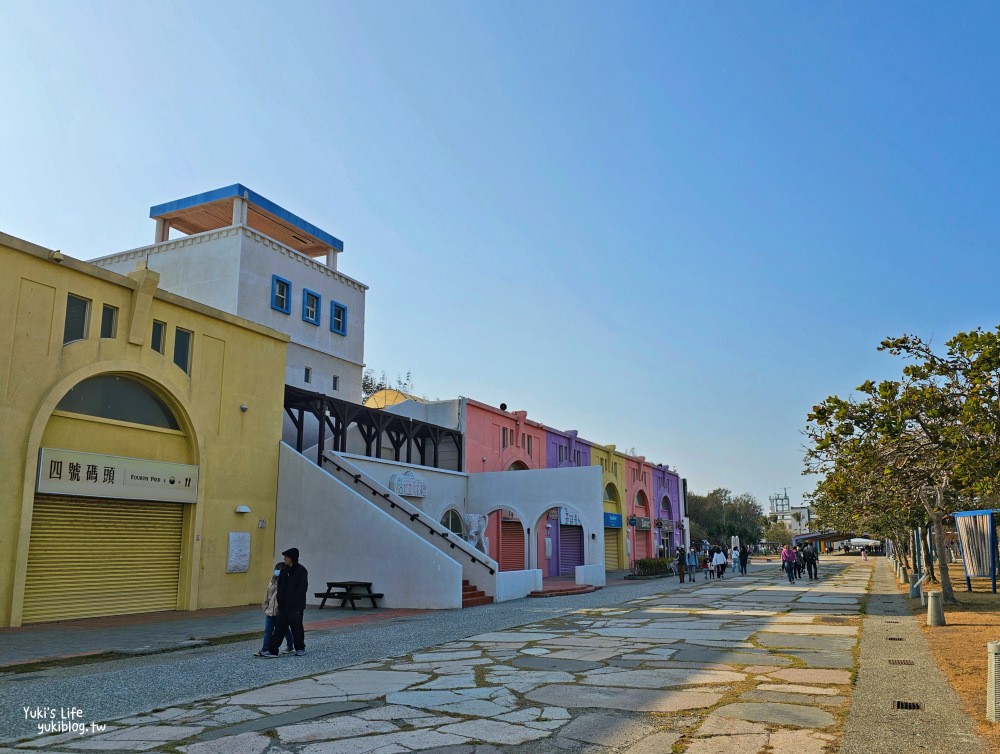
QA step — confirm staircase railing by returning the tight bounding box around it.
[320,451,498,588]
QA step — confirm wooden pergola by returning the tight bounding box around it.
[284,385,463,471]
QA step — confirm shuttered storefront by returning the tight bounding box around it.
[21,497,184,624]
[604,529,620,570]
[499,520,525,571]
[634,531,650,561]
[558,525,584,576]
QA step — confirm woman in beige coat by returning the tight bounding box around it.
[254,562,294,657]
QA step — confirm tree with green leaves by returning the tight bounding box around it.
[686,488,766,546]
[805,328,1000,604]
[763,523,792,548]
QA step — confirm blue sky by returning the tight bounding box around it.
[3,2,999,511]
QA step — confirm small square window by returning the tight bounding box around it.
[331,374,340,391]
[151,320,166,353]
[302,289,321,325]
[330,301,347,335]
[304,366,312,384]
[100,305,118,339]
[271,275,292,314]
[63,294,91,344]
[174,327,193,374]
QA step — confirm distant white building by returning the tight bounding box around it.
[90,184,367,401]
[769,490,813,535]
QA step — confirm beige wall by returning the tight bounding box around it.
[0,232,288,626]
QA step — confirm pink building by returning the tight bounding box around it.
[463,400,547,570]
[625,456,656,561]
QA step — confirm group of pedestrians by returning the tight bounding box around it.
[780,543,819,583]
[676,544,752,583]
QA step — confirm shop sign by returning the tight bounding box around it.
[636,516,652,530]
[388,470,427,498]
[603,512,623,528]
[627,515,638,527]
[559,508,583,526]
[37,447,198,503]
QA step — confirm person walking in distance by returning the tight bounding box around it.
[257,547,308,658]
[686,546,699,582]
[781,544,796,584]
[712,547,727,579]
[793,546,804,580]
[675,547,687,584]
[738,544,749,576]
[254,562,294,657]
[803,543,819,580]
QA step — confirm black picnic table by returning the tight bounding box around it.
[314,581,383,610]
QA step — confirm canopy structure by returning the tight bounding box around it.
[846,537,881,547]
[150,184,344,259]
[953,509,1000,593]
[792,531,855,546]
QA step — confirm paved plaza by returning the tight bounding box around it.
[4,560,883,754]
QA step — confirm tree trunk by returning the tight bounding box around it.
[920,523,936,582]
[930,492,957,605]
[896,532,911,570]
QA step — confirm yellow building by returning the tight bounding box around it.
[590,443,627,570]
[0,232,288,626]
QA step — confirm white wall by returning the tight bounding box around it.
[275,444,463,609]
[340,453,468,522]
[89,228,244,313]
[467,465,604,574]
[383,399,463,430]
[91,225,368,402]
[236,231,366,402]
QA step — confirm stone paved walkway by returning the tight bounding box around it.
[6,561,869,753]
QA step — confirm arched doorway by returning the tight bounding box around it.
[633,490,651,561]
[22,374,196,623]
[603,483,623,570]
[484,508,525,571]
[535,506,587,577]
[507,461,529,471]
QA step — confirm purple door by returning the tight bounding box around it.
[559,525,584,576]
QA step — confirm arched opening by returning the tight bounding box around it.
[23,373,196,623]
[535,505,587,577]
[440,509,465,537]
[659,495,673,557]
[55,375,181,430]
[633,490,652,561]
[484,507,525,571]
[507,461,529,471]
[603,483,623,571]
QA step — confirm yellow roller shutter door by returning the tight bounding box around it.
[604,529,620,570]
[22,497,183,624]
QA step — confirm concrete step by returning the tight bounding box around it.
[462,594,494,608]
[528,585,599,598]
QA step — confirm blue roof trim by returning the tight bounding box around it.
[149,183,344,252]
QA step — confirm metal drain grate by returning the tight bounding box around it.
[886,620,900,623]
[893,700,922,711]
[889,659,915,665]
[887,637,905,641]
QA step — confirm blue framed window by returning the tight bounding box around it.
[302,289,321,325]
[330,301,347,336]
[271,275,292,314]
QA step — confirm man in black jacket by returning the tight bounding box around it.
[259,547,308,657]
